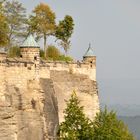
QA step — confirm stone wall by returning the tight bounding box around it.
[0,59,99,139]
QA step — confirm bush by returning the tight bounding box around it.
[8,46,20,57]
[40,49,45,59]
[58,55,73,62]
[46,45,60,60]
[45,46,73,62]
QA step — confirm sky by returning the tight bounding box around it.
[19,0,140,105]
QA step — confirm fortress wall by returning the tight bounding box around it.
[0,63,37,90]
[44,62,96,81]
[5,65,35,88]
[0,59,99,139]
[39,67,50,79]
[0,61,96,87]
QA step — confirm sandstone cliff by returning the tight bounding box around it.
[0,62,99,140]
[0,78,59,140]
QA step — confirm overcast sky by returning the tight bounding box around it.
[19,0,140,105]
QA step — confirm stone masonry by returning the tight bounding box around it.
[0,35,100,140]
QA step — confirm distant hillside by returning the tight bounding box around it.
[119,116,140,140]
[101,104,140,116]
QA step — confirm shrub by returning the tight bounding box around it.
[40,49,45,59]
[58,55,73,62]
[8,46,20,57]
[46,45,60,60]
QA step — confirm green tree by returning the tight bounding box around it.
[29,3,56,52]
[55,15,74,55]
[59,91,94,140]
[93,108,135,140]
[4,0,27,46]
[0,0,9,46]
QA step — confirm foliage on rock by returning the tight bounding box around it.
[93,108,135,140]
[8,46,20,57]
[46,45,60,60]
[59,91,94,140]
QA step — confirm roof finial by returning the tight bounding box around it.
[89,43,91,48]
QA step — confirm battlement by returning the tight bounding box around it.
[0,57,96,82]
[0,35,96,83]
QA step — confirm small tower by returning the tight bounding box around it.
[83,44,96,68]
[20,34,40,61]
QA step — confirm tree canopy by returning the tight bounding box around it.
[0,1,9,46]
[55,15,74,55]
[4,0,27,47]
[29,3,56,52]
[93,108,135,140]
[0,1,75,58]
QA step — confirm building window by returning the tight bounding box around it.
[34,56,37,60]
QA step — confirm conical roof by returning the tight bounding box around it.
[84,46,94,57]
[21,34,39,48]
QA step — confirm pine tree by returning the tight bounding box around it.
[93,108,135,140]
[59,91,94,140]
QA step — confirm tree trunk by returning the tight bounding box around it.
[44,34,47,57]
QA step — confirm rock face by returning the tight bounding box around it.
[0,59,99,140]
[0,79,59,140]
[50,71,99,123]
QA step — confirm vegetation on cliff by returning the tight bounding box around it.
[0,0,74,59]
[29,3,56,52]
[55,15,74,55]
[4,0,27,47]
[0,1,9,46]
[59,92,94,139]
[59,92,135,140]
[45,46,73,61]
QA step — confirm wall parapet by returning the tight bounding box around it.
[0,58,96,81]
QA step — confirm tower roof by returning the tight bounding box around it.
[21,34,39,48]
[84,46,94,57]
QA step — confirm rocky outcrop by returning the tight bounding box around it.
[40,79,59,138]
[0,68,99,140]
[50,70,99,123]
[0,79,59,140]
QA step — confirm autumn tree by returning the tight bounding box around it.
[0,0,9,46]
[4,0,27,47]
[55,15,74,55]
[59,91,94,140]
[29,3,56,52]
